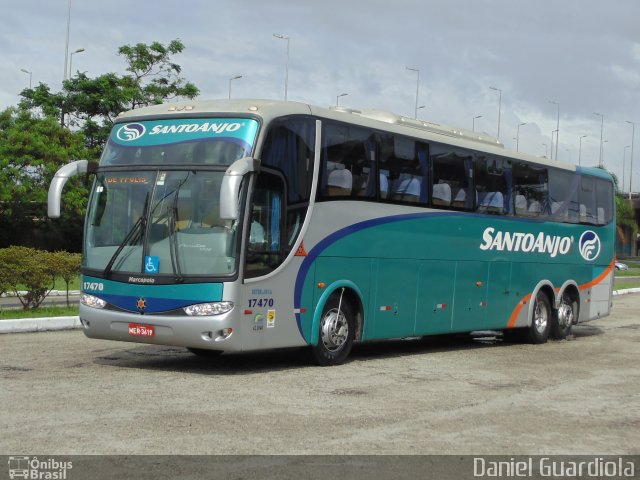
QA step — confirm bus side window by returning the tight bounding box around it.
[382,135,428,205]
[512,162,547,218]
[548,169,579,223]
[320,123,373,199]
[579,176,597,224]
[595,178,614,225]
[475,155,513,215]
[430,146,473,210]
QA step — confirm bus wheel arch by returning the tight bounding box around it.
[309,282,364,366]
[552,285,579,340]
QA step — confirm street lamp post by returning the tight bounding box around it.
[593,112,604,168]
[273,33,290,101]
[489,86,502,140]
[417,105,426,119]
[516,122,526,152]
[542,143,548,157]
[578,135,587,166]
[406,66,420,119]
[623,145,630,193]
[473,115,482,132]
[228,75,242,99]
[63,0,72,81]
[68,47,85,79]
[626,120,635,199]
[20,68,32,89]
[549,100,560,160]
[336,93,348,106]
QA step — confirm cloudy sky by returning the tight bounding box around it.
[2,0,639,190]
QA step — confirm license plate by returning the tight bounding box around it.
[128,323,155,337]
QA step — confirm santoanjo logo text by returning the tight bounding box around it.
[149,122,242,135]
[479,227,573,258]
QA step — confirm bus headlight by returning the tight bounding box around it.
[184,302,234,316]
[81,293,107,309]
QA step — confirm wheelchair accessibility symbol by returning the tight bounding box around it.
[144,256,159,273]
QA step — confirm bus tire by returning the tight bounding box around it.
[551,293,577,340]
[524,291,552,344]
[310,293,355,366]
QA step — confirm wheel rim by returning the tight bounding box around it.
[558,299,574,328]
[533,298,549,335]
[320,308,349,352]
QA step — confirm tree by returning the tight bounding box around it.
[0,107,89,250]
[20,39,199,154]
[48,251,82,307]
[0,247,56,309]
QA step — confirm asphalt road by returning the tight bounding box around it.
[1,295,639,457]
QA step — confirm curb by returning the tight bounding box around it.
[1,289,639,334]
[0,316,81,334]
[612,287,640,296]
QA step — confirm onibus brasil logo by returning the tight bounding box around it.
[116,123,146,142]
[8,456,72,479]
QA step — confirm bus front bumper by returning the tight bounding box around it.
[78,304,242,352]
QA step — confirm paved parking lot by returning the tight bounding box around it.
[1,294,639,455]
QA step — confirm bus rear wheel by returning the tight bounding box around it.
[551,293,577,340]
[310,293,355,366]
[524,291,551,344]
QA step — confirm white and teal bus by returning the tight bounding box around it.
[49,99,615,366]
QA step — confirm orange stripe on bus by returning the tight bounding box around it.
[507,293,532,329]
[506,258,614,329]
[579,258,615,291]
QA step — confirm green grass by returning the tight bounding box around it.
[0,305,79,320]
[615,269,640,277]
[614,281,640,291]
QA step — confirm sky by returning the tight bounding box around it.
[2,0,639,191]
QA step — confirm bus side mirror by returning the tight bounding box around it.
[48,160,89,218]
[220,157,259,220]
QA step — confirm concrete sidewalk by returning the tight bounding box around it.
[1,288,639,335]
[0,316,81,334]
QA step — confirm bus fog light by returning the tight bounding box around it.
[81,294,106,309]
[184,301,234,316]
[218,328,233,339]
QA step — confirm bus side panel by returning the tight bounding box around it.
[507,262,547,328]
[485,261,513,330]
[415,260,456,335]
[451,261,489,333]
[369,259,419,339]
[585,265,613,321]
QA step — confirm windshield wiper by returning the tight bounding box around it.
[168,188,184,283]
[103,192,150,277]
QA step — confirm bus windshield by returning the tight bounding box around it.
[84,169,239,278]
[82,117,261,279]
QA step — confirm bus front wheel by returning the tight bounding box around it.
[310,293,355,366]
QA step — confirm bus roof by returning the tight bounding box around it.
[115,98,604,177]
